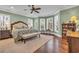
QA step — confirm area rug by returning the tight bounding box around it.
[0,35,53,53]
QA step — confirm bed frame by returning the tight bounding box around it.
[11,21,40,43]
[11,21,28,31]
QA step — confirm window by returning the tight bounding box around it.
[0,15,10,30]
[27,18,33,28]
[33,18,39,30]
[54,14,60,33]
[47,17,53,31]
[40,18,45,31]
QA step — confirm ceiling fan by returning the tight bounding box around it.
[30,5,41,14]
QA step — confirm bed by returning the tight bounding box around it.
[11,21,40,43]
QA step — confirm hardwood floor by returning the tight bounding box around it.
[34,36,61,53]
[0,34,62,53]
[0,34,53,53]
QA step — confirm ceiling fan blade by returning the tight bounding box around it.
[30,5,41,14]
[35,10,39,13]
[35,8,41,10]
[31,10,33,13]
[32,5,34,7]
[32,5,35,9]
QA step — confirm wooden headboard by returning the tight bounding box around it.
[11,21,28,30]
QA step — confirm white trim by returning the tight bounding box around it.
[60,5,78,11]
[53,33,62,37]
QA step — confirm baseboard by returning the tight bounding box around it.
[53,33,62,38]
[41,31,62,38]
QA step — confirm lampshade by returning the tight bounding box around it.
[70,16,77,23]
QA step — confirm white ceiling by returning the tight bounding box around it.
[0,5,77,17]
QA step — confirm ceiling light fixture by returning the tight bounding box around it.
[10,6,16,12]
[10,6,14,9]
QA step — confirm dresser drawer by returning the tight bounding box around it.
[0,30,11,39]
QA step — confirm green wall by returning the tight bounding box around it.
[33,6,79,36]
[33,14,61,36]
[60,6,79,36]
[0,10,32,23]
[60,6,79,23]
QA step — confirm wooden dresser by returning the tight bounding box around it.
[60,23,76,53]
[0,30,11,40]
[62,23,76,38]
[67,32,79,53]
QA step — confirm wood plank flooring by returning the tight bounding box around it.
[34,36,61,53]
[0,34,62,53]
